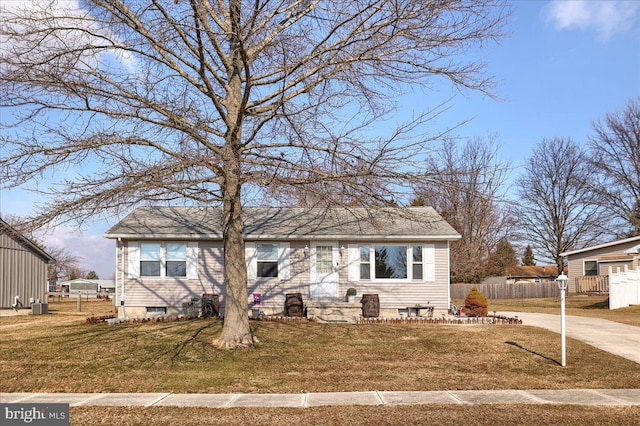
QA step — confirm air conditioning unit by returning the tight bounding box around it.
[31,303,48,315]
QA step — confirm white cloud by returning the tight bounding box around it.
[42,224,115,279]
[1,0,137,71]
[544,0,640,40]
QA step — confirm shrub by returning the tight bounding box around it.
[464,286,488,317]
[346,288,357,296]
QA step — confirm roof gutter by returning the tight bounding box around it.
[104,233,462,241]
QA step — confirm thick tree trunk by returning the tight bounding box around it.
[216,167,254,348]
[214,0,254,349]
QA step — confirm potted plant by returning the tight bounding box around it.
[346,287,357,303]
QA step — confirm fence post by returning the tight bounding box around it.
[636,267,640,305]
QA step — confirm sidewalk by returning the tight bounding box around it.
[502,311,640,364]
[2,389,639,407]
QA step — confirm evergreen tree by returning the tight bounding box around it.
[483,238,518,277]
[522,245,535,266]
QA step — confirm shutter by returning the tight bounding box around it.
[186,242,198,279]
[128,242,140,279]
[245,242,257,280]
[279,243,290,280]
[425,244,435,282]
[160,243,167,279]
[348,244,360,281]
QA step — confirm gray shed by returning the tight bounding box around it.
[0,218,55,308]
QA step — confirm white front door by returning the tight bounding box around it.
[310,242,339,298]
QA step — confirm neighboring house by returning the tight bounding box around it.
[505,265,559,284]
[480,265,559,286]
[0,218,55,308]
[97,279,116,293]
[59,279,115,294]
[560,236,640,294]
[104,206,461,319]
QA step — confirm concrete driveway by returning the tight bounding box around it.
[502,312,640,364]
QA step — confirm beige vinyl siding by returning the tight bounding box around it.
[119,239,452,315]
[0,232,49,308]
[120,241,223,310]
[342,241,450,310]
[566,241,638,293]
[566,259,583,294]
[247,242,311,311]
[121,240,314,314]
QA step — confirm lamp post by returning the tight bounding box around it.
[557,273,569,367]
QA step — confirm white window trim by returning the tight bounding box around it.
[349,243,435,282]
[128,241,197,280]
[245,242,290,281]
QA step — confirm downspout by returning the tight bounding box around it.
[118,238,125,319]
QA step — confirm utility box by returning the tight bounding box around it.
[31,303,48,315]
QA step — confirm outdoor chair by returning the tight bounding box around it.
[450,304,466,317]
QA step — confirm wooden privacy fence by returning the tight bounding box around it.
[609,266,640,310]
[451,282,561,300]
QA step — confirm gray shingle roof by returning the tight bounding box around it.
[104,206,460,241]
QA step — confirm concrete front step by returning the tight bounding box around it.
[306,302,362,323]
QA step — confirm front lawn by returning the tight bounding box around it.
[1,304,638,394]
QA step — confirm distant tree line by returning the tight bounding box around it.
[413,97,639,282]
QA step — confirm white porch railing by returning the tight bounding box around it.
[608,266,640,310]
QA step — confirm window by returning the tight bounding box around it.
[584,260,598,276]
[412,246,423,280]
[146,307,166,314]
[316,245,334,274]
[140,243,161,276]
[245,242,290,280]
[360,246,371,280]
[166,243,187,277]
[375,245,408,279]
[130,241,197,280]
[257,244,278,277]
[351,244,434,282]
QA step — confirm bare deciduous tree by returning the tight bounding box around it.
[1,0,508,348]
[1,214,82,281]
[515,137,608,275]
[412,136,514,283]
[589,97,640,237]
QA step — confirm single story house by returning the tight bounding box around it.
[480,265,560,285]
[59,279,116,294]
[1,217,55,308]
[104,206,461,319]
[560,236,640,294]
[505,265,559,284]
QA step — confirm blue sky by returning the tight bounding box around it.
[1,0,639,278]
